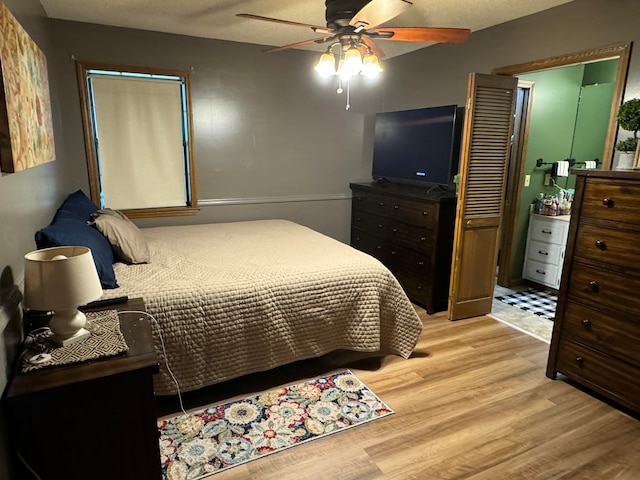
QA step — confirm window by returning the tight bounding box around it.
[76,62,198,218]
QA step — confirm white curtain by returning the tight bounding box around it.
[90,75,186,210]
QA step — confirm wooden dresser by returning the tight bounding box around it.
[349,182,457,314]
[547,169,640,414]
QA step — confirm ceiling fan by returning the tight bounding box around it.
[236,0,471,59]
[237,0,470,109]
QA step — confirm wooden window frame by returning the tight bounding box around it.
[76,61,198,219]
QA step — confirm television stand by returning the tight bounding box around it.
[349,182,457,313]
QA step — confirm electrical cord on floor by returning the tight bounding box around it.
[118,310,188,417]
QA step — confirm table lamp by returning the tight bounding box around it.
[24,246,103,346]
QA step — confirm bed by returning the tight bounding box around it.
[34,194,424,396]
[95,219,422,394]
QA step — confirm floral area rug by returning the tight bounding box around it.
[158,370,393,479]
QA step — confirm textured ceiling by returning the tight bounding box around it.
[38,0,575,58]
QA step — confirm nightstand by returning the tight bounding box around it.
[4,298,162,480]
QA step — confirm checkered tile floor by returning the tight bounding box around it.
[495,288,557,320]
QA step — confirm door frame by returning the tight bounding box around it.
[492,42,632,288]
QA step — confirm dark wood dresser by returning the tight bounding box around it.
[547,169,640,414]
[349,182,457,313]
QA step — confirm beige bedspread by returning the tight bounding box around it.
[103,220,423,395]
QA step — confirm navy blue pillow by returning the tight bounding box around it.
[58,190,99,222]
[35,218,118,289]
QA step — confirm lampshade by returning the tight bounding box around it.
[341,46,363,77]
[361,53,383,77]
[24,246,103,346]
[314,51,336,76]
[25,246,103,310]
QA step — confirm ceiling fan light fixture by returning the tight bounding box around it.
[341,46,363,77]
[314,51,337,76]
[361,52,383,77]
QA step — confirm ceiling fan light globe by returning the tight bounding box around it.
[341,47,363,76]
[361,53,383,77]
[314,52,337,76]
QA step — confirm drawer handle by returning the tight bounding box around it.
[541,229,553,234]
[537,250,549,256]
[417,285,423,290]
[378,202,385,206]
[393,205,399,210]
[356,217,362,222]
[576,356,584,366]
[355,237,361,241]
[581,319,592,329]
[588,281,599,293]
[418,261,424,266]
[602,197,615,208]
[376,245,382,250]
[391,251,397,255]
[392,228,398,233]
[422,211,429,216]
[595,240,606,250]
[420,237,426,242]
[377,224,383,228]
[535,269,546,275]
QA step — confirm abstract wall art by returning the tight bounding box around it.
[0,1,55,173]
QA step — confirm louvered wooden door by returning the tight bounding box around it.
[448,73,517,320]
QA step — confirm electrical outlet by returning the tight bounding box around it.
[544,173,552,186]
[524,175,531,187]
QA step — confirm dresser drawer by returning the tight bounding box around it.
[528,217,569,245]
[351,210,434,255]
[352,192,437,228]
[568,262,640,314]
[574,222,640,268]
[385,246,431,276]
[562,301,640,367]
[523,259,560,287]
[527,239,564,265]
[555,339,640,412]
[394,271,433,308]
[581,180,640,224]
[350,228,386,259]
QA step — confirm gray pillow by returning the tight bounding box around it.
[91,209,150,264]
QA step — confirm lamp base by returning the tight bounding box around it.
[51,327,91,347]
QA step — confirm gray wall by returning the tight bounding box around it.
[1,0,640,477]
[0,1,67,478]
[47,19,384,238]
[384,0,640,125]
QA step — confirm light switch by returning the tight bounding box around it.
[524,175,531,187]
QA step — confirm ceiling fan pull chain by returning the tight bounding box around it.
[346,80,351,110]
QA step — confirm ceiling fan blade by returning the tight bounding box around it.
[350,0,412,32]
[373,27,471,43]
[361,36,385,59]
[236,13,335,35]
[263,36,336,54]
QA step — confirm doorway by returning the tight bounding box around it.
[493,43,631,289]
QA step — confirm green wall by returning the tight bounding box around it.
[510,59,617,279]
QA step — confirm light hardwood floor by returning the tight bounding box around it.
[157,307,640,479]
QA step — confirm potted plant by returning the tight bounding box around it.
[453,173,461,194]
[615,98,640,168]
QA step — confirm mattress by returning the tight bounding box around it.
[103,219,423,395]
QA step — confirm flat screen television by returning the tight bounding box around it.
[371,104,464,187]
